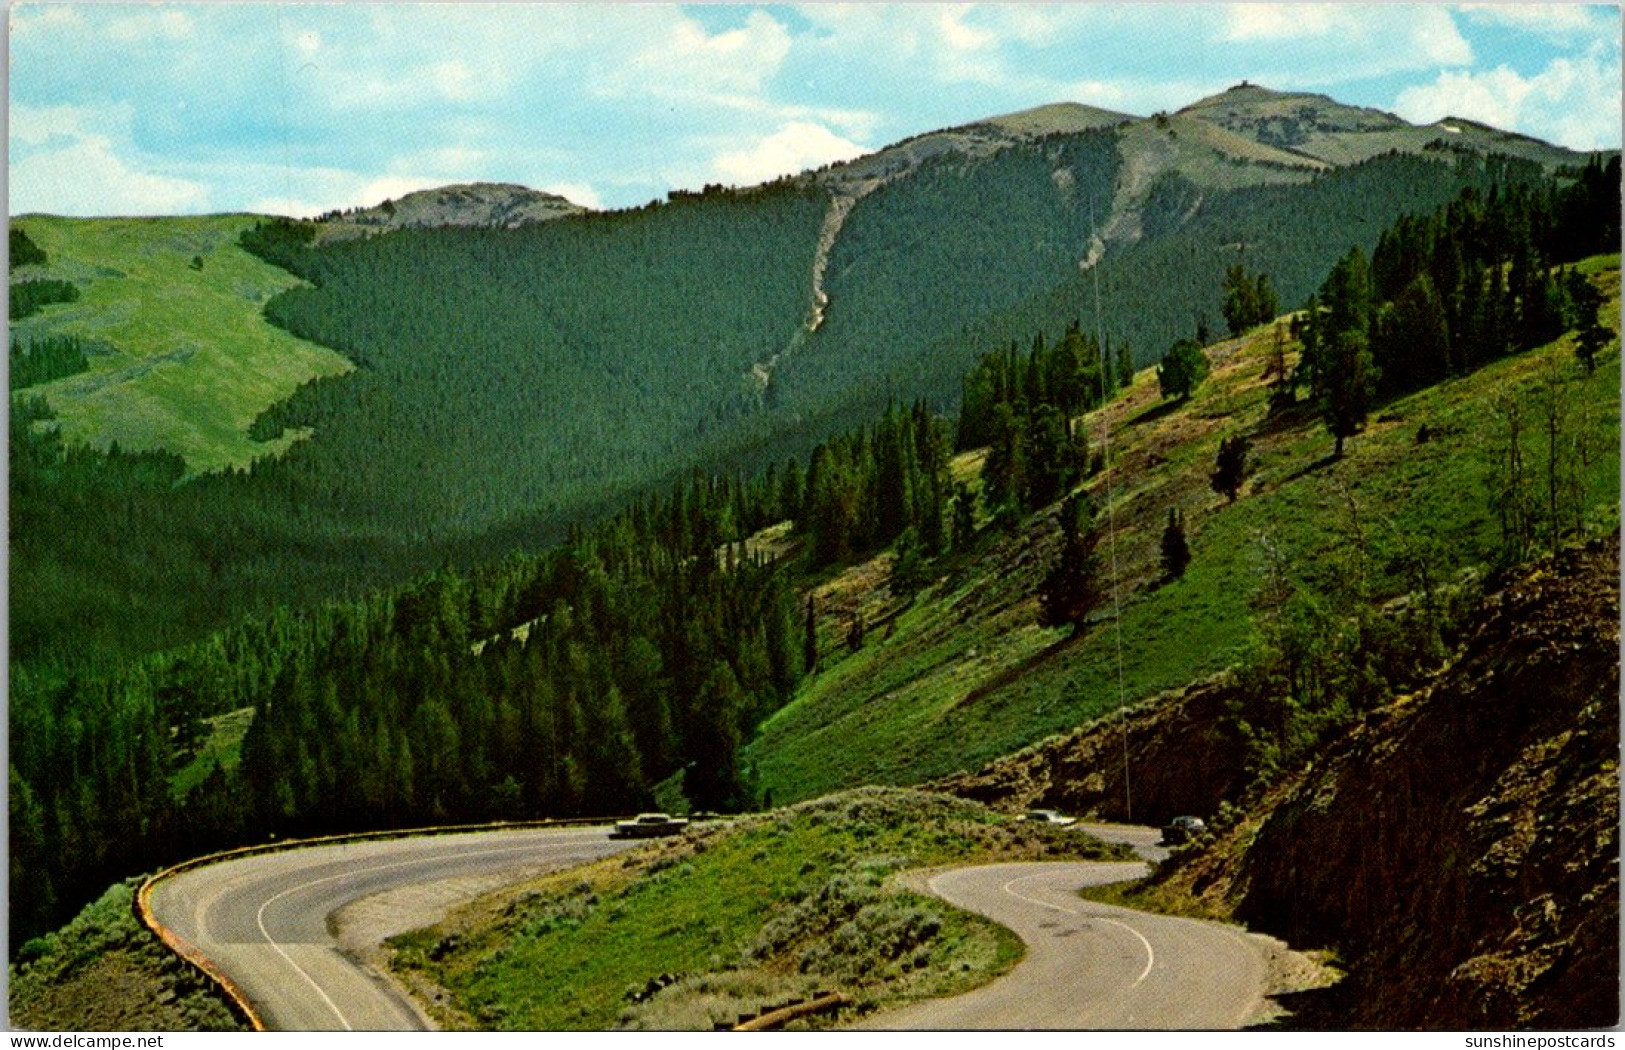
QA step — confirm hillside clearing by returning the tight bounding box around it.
[9,214,352,474]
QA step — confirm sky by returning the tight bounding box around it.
[8,2,1622,217]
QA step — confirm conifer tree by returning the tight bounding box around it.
[1038,493,1105,636]
[1211,435,1250,502]
[1115,343,1135,390]
[1324,330,1378,457]
[803,595,818,674]
[1157,338,1209,400]
[1160,508,1191,580]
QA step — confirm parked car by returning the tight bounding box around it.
[1020,809,1077,826]
[612,813,690,838]
[1160,815,1206,845]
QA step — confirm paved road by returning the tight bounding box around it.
[146,826,638,1031]
[858,826,1269,1030]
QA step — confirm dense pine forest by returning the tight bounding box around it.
[9,145,1620,949]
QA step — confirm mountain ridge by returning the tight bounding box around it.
[313,181,587,237]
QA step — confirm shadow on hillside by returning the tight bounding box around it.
[1279,452,1341,486]
[1127,397,1187,427]
[1250,398,1319,438]
[951,632,1080,711]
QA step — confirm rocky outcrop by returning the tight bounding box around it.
[938,535,1618,1029]
[1163,536,1620,1029]
[326,183,585,233]
[932,673,1252,827]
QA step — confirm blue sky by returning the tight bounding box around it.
[9,3,1621,217]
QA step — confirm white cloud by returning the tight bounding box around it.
[1393,49,1622,149]
[12,136,205,215]
[712,122,870,185]
[243,171,440,218]
[10,5,84,35]
[1222,5,1472,68]
[605,10,792,98]
[293,30,321,58]
[1224,4,1345,41]
[245,196,331,220]
[10,103,102,147]
[542,182,602,210]
[355,175,442,208]
[1460,4,1608,40]
[105,9,193,43]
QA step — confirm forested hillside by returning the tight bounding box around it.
[12,91,1608,679]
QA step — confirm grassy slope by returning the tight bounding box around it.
[9,214,352,474]
[388,788,1128,1030]
[748,261,1621,803]
[169,706,255,800]
[8,880,244,1032]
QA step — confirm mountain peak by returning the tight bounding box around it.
[975,101,1134,137]
[319,182,588,233]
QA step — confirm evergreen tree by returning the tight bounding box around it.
[803,595,819,674]
[1160,508,1191,580]
[982,402,1026,517]
[1025,404,1078,508]
[1115,343,1135,390]
[952,481,978,550]
[1569,271,1610,375]
[685,662,746,812]
[1222,263,1259,336]
[1038,493,1105,636]
[1210,435,1250,502]
[1157,338,1209,400]
[1323,330,1378,457]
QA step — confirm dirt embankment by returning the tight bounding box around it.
[932,673,1251,827]
[1191,535,1620,1029]
[938,535,1619,1029]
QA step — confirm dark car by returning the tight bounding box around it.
[612,813,690,839]
[1160,815,1206,845]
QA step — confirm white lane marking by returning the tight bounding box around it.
[999,870,1157,984]
[248,833,617,1030]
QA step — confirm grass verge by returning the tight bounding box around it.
[387,787,1131,1030]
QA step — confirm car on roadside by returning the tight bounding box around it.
[612,812,691,839]
[1020,809,1077,827]
[1160,815,1206,845]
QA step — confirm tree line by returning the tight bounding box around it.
[1296,156,1621,455]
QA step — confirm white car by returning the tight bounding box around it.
[1020,809,1077,827]
[612,813,691,838]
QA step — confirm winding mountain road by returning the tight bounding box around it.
[146,826,637,1031]
[151,820,1272,1031]
[856,823,1274,1030]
